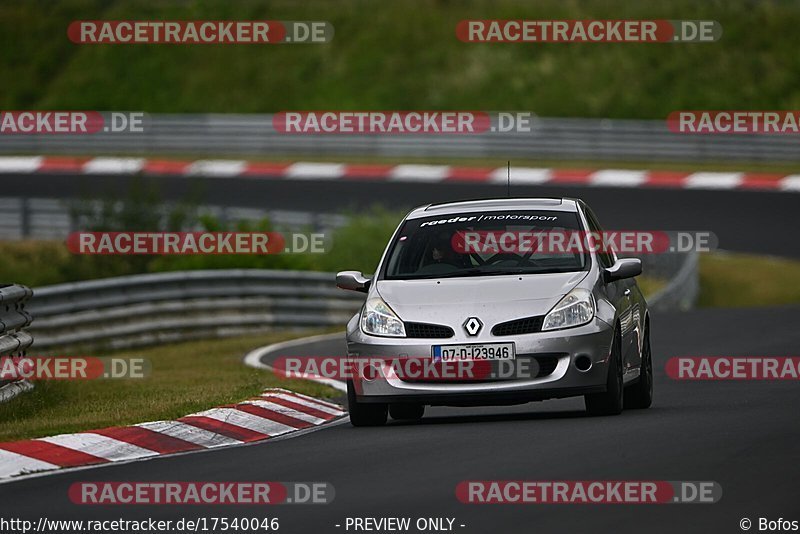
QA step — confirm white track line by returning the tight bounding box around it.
[242,332,348,392]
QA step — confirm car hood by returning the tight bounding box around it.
[375,271,588,324]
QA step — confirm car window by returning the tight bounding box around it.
[582,205,617,269]
[382,210,589,280]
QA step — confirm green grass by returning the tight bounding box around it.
[4,234,799,309]
[636,276,667,298]
[2,0,800,119]
[698,252,800,308]
[0,330,342,442]
[0,207,399,287]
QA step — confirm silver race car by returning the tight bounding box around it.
[337,198,652,426]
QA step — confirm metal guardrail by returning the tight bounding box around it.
[646,250,700,312]
[28,270,365,350]
[0,198,348,240]
[2,114,799,163]
[28,255,697,351]
[0,284,34,389]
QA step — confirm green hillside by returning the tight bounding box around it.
[1,0,798,117]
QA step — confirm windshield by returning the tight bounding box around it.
[382,210,589,280]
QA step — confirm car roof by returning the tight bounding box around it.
[406,197,580,220]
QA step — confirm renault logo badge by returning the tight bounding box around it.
[463,317,483,336]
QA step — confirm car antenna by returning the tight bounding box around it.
[507,160,511,197]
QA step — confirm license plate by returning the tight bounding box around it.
[433,343,515,362]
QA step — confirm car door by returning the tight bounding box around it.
[583,206,638,373]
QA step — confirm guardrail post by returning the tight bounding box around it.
[20,198,31,238]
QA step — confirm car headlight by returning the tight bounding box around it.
[542,288,595,331]
[361,296,406,337]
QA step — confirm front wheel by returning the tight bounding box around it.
[347,380,388,427]
[624,325,653,409]
[585,329,624,416]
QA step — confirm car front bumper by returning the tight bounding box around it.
[346,318,616,406]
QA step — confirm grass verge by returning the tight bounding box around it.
[698,252,800,308]
[0,330,342,442]
[3,0,800,120]
[637,276,667,298]
[0,206,399,287]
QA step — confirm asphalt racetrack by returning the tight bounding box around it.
[1,306,798,534]
[1,173,797,533]
[3,172,799,257]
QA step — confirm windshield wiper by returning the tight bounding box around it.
[392,266,583,281]
[428,268,527,278]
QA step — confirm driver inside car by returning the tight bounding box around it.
[427,233,470,268]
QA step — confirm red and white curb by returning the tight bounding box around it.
[1,156,799,192]
[0,388,344,480]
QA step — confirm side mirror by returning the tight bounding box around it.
[603,258,642,283]
[336,271,371,293]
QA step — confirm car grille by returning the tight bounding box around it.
[404,322,454,339]
[491,315,545,336]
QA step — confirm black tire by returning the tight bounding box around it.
[624,325,653,409]
[347,380,388,427]
[585,329,624,416]
[389,403,425,421]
